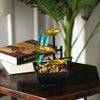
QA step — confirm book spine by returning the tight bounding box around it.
[17,54,36,65]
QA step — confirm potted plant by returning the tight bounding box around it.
[19,0,100,62]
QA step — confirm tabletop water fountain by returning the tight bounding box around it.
[33,29,72,86]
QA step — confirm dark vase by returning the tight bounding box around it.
[33,59,71,86]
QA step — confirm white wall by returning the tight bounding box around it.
[86,3,100,100]
[13,0,34,43]
[0,1,100,100]
[13,2,100,100]
[0,0,34,48]
[0,16,8,47]
[13,0,54,44]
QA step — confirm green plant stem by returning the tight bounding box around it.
[61,21,66,35]
[72,21,87,48]
[66,7,72,57]
[64,7,76,57]
[76,21,100,62]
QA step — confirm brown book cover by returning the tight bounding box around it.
[0,40,53,65]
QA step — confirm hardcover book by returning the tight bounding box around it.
[0,61,34,75]
[0,40,53,65]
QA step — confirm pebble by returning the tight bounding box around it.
[36,62,68,73]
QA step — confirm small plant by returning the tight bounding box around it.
[20,0,100,62]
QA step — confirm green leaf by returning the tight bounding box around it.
[76,0,94,10]
[72,21,87,48]
[82,0,100,21]
[20,0,66,22]
[65,0,78,10]
[65,0,99,11]
[76,20,100,62]
[66,0,100,21]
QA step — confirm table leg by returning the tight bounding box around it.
[11,97,17,100]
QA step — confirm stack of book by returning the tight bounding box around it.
[0,40,53,75]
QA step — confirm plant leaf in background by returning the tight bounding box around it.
[19,0,66,22]
[65,0,100,20]
[81,0,100,21]
[20,0,100,62]
[76,20,100,62]
[36,30,49,66]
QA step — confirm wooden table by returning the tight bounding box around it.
[0,62,100,100]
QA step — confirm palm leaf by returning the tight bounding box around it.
[76,20,100,62]
[65,0,100,21]
[65,0,78,11]
[72,21,87,48]
[37,0,66,22]
[20,0,66,22]
[66,0,96,10]
[82,0,100,21]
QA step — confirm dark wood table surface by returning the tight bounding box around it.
[0,62,100,100]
